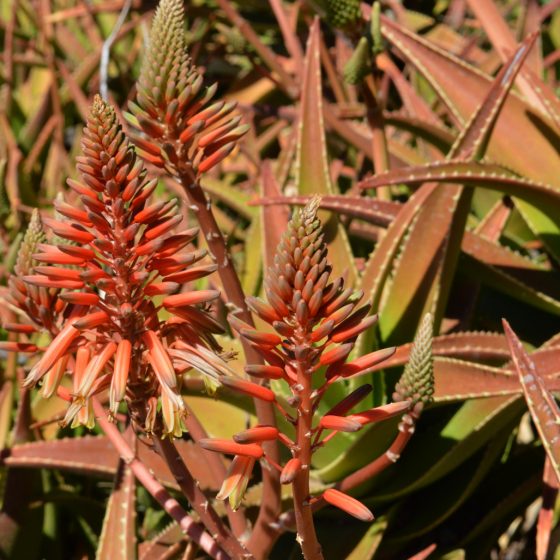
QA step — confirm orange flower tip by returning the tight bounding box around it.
[59,292,100,306]
[221,377,276,402]
[135,238,165,256]
[22,275,85,290]
[32,250,84,266]
[323,489,374,522]
[350,401,411,425]
[2,323,37,334]
[162,290,221,309]
[339,346,396,377]
[72,311,110,330]
[246,296,281,323]
[197,142,235,173]
[319,343,354,366]
[280,458,302,485]
[239,329,282,347]
[0,341,38,352]
[310,320,335,342]
[233,426,279,444]
[244,364,284,380]
[319,415,362,432]
[163,263,218,284]
[144,282,180,296]
[198,439,264,459]
[331,314,379,343]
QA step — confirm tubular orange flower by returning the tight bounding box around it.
[199,439,264,459]
[216,455,255,511]
[318,415,363,433]
[233,426,279,444]
[322,489,374,522]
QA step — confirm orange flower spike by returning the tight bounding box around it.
[110,340,132,416]
[199,439,264,459]
[323,488,374,522]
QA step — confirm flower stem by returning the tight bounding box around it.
[92,398,230,560]
[291,351,323,560]
[177,168,281,559]
[154,437,251,559]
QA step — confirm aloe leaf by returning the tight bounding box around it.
[380,17,557,184]
[503,320,560,480]
[372,396,524,500]
[242,213,262,296]
[295,19,357,282]
[381,17,560,260]
[255,194,549,275]
[433,358,551,401]
[138,521,184,560]
[374,33,540,342]
[96,460,136,560]
[260,161,289,272]
[462,254,560,316]
[345,518,388,560]
[2,437,217,491]
[383,112,454,153]
[359,161,560,219]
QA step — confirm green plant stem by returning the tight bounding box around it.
[291,344,323,560]
[177,167,282,558]
[92,398,230,560]
[154,437,251,559]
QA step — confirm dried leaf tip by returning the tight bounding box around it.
[393,313,434,410]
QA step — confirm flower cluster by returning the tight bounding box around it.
[126,0,248,177]
[7,96,226,436]
[200,197,410,520]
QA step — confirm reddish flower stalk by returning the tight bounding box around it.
[7,96,227,437]
[203,198,406,559]
[129,0,282,550]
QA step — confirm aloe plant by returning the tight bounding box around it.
[0,0,559,558]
